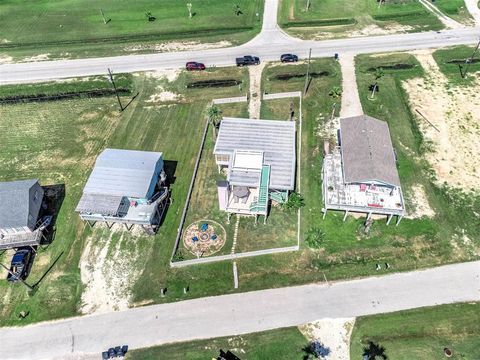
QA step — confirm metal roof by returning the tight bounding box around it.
[0,179,41,230]
[340,115,401,187]
[214,118,296,190]
[81,149,163,199]
[75,193,124,216]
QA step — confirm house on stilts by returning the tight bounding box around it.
[214,117,296,224]
[76,149,169,234]
[0,179,49,250]
[322,115,405,225]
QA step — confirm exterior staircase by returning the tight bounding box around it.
[249,165,270,214]
[269,190,288,204]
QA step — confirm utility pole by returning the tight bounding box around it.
[303,48,312,95]
[100,9,107,24]
[306,0,311,11]
[0,262,34,291]
[107,68,124,112]
[461,39,480,78]
[187,3,193,18]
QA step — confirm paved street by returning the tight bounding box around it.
[0,261,478,359]
[0,0,479,84]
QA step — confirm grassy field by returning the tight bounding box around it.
[127,326,308,359]
[278,0,443,39]
[434,0,472,23]
[350,302,480,359]
[433,45,480,84]
[0,0,263,61]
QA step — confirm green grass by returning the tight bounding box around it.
[433,45,480,84]
[433,0,472,23]
[0,0,263,61]
[278,0,443,39]
[126,326,308,359]
[350,302,480,359]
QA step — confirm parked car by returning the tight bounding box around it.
[280,53,298,63]
[186,61,206,71]
[236,55,260,66]
[7,248,33,282]
[102,345,128,359]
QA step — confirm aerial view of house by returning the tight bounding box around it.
[1,0,480,358]
[322,115,405,225]
[0,179,46,250]
[76,148,169,234]
[214,117,296,223]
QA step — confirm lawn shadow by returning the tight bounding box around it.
[164,160,178,186]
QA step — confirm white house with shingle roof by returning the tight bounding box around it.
[76,149,169,234]
[323,115,405,225]
[213,117,296,223]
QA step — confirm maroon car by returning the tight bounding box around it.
[186,61,206,71]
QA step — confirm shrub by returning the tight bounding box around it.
[281,192,304,211]
[305,227,325,249]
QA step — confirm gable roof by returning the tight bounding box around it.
[214,118,296,190]
[340,115,400,187]
[0,179,40,230]
[82,149,163,198]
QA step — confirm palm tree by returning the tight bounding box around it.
[362,341,388,360]
[370,68,384,99]
[329,86,342,99]
[207,105,222,140]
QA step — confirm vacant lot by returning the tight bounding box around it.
[0,0,263,61]
[127,326,308,359]
[434,0,473,23]
[279,0,443,39]
[350,302,480,359]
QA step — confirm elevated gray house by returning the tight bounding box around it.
[322,115,405,225]
[214,117,296,223]
[76,149,169,234]
[0,179,46,250]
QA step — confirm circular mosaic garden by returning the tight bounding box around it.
[183,220,226,257]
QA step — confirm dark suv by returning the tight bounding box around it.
[7,248,33,282]
[280,54,299,63]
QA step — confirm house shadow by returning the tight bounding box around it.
[164,160,178,187]
[39,184,65,247]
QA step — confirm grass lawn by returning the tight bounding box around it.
[350,302,480,359]
[278,0,443,39]
[126,326,309,359]
[0,0,263,61]
[433,45,480,84]
[433,0,473,23]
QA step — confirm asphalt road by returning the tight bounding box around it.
[0,261,478,359]
[0,0,479,84]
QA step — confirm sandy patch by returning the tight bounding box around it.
[79,224,153,314]
[22,53,50,62]
[248,62,266,119]
[306,23,414,40]
[299,318,356,360]
[143,69,181,82]
[124,40,231,53]
[402,50,480,191]
[405,185,435,218]
[146,91,180,103]
[0,54,14,64]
